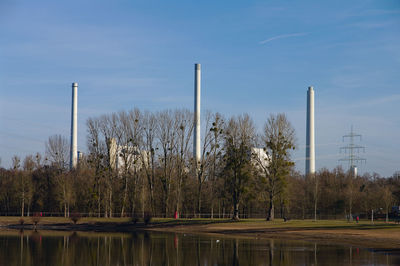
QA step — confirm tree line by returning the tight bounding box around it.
[1,108,399,220]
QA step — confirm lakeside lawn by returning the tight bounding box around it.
[1,216,399,230]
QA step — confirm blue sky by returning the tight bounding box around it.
[1,0,399,176]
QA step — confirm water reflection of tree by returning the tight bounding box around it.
[269,239,274,265]
[0,232,397,265]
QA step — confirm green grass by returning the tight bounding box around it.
[1,216,399,231]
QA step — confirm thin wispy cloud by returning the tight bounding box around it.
[259,32,308,45]
[351,21,394,29]
[340,9,400,19]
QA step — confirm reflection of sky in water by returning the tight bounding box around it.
[0,230,399,265]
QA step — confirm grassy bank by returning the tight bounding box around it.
[1,216,398,228]
[1,216,399,230]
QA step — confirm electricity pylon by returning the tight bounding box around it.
[339,125,366,177]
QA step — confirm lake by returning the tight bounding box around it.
[0,230,399,265]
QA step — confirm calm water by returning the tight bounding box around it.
[0,230,399,265]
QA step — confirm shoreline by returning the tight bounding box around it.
[146,220,400,250]
[1,217,400,249]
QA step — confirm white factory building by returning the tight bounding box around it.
[109,138,149,174]
[251,147,270,169]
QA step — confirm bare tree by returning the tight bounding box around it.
[257,113,295,221]
[99,113,119,217]
[12,156,24,216]
[116,110,132,217]
[22,155,35,216]
[140,111,158,215]
[156,110,178,217]
[126,109,145,218]
[194,111,213,217]
[87,117,107,217]
[382,184,394,222]
[174,109,193,217]
[116,109,143,217]
[56,171,76,217]
[45,135,70,216]
[128,109,144,217]
[45,135,69,170]
[208,113,224,218]
[11,155,33,217]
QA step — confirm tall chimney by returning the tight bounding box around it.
[193,64,201,163]
[306,86,315,175]
[70,82,78,169]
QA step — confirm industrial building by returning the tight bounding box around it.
[109,138,149,174]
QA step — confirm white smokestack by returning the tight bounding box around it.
[194,64,201,163]
[306,86,315,175]
[70,82,78,169]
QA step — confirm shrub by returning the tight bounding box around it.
[31,213,41,229]
[130,213,139,224]
[70,212,81,225]
[144,212,152,225]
